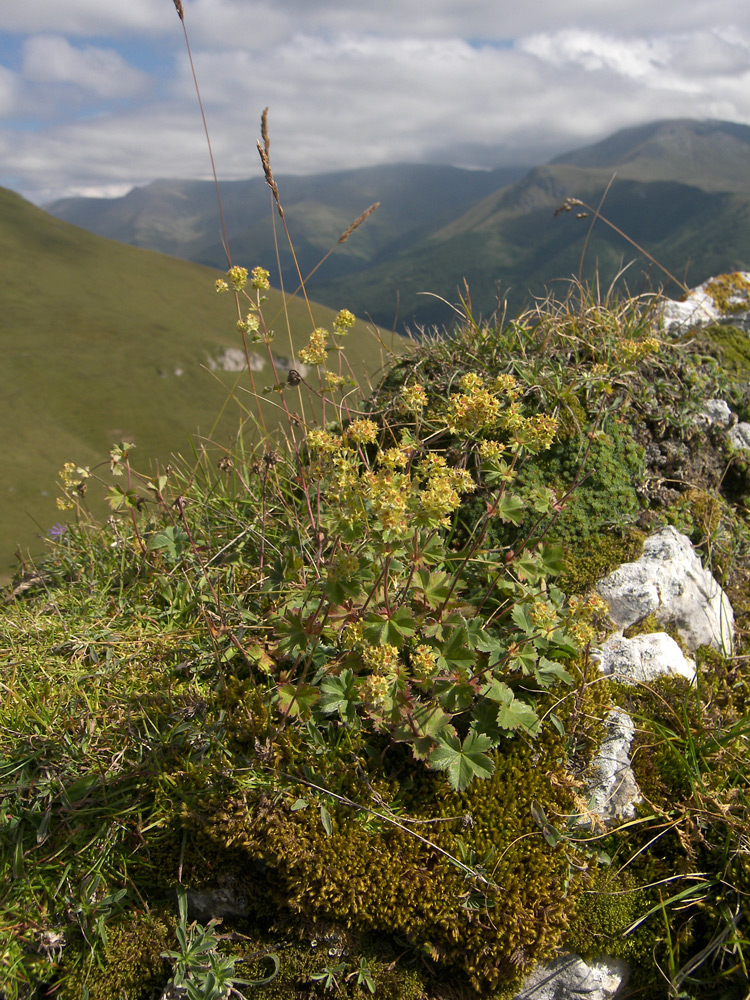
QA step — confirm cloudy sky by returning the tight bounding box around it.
[1,0,749,204]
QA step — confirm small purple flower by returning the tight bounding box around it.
[48,522,68,539]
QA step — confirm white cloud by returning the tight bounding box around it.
[0,0,170,35]
[22,35,148,99]
[3,2,750,203]
[0,65,19,116]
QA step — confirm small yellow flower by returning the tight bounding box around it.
[306,429,341,453]
[237,312,260,334]
[361,643,401,673]
[379,446,410,469]
[251,266,270,290]
[346,419,378,445]
[227,266,248,291]
[400,383,428,412]
[298,328,329,366]
[215,279,229,293]
[491,373,521,399]
[333,308,356,336]
[411,644,439,680]
[478,439,506,459]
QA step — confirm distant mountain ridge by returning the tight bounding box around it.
[46,118,750,329]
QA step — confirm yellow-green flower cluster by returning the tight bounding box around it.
[346,419,379,445]
[333,309,356,336]
[446,374,502,434]
[306,429,341,454]
[251,266,270,290]
[491,373,522,400]
[616,337,660,361]
[411,644,440,681]
[419,465,475,522]
[56,462,90,509]
[227,266,248,291]
[531,599,558,634]
[215,279,229,293]
[478,439,507,460]
[324,372,347,390]
[298,328,329,366]
[237,311,260,335]
[363,469,410,534]
[400,383,428,412]
[520,413,558,453]
[566,593,611,646]
[378,446,411,469]
[361,642,401,673]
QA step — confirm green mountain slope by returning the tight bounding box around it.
[47,164,525,291]
[0,188,397,579]
[311,120,750,328]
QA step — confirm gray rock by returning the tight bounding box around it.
[514,953,628,999]
[700,398,735,429]
[728,422,750,451]
[594,632,696,685]
[583,709,642,825]
[660,272,750,335]
[596,526,734,655]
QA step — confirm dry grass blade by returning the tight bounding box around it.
[261,106,271,159]
[339,202,380,244]
[172,0,184,20]
[257,141,284,219]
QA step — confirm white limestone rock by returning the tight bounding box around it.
[596,526,734,655]
[584,709,642,824]
[594,632,697,685]
[514,953,628,1000]
[728,422,750,451]
[660,272,750,335]
[700,398,735,429]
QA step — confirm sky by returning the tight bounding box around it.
[1,0,749,205]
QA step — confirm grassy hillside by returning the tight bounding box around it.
[0,187,399,580]
[2,279,749,1000]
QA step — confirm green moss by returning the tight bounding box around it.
[558,526,645,595]
[186,733,584,994]
[58,911,174,1000]
[704,273,750,315]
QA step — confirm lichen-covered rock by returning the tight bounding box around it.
[660,272,750,335]
[596,526,734,655]
[594,632,696,685]
[514,953,628,1000]
[582,709,642,825]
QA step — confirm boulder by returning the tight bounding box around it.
[660,272,750,335]
[594,632,696,685]
[596,526,734,655]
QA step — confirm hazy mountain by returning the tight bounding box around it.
[0,187,394,578]
[48,163,526,287]
[45,119,750,330]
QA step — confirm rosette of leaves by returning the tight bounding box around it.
[254,381,587,792]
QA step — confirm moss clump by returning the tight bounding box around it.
[705,273,750,315]
[514,421,645,545]
[557,526,645,595]
[58,911,174,1000]
[186,734,583,994]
